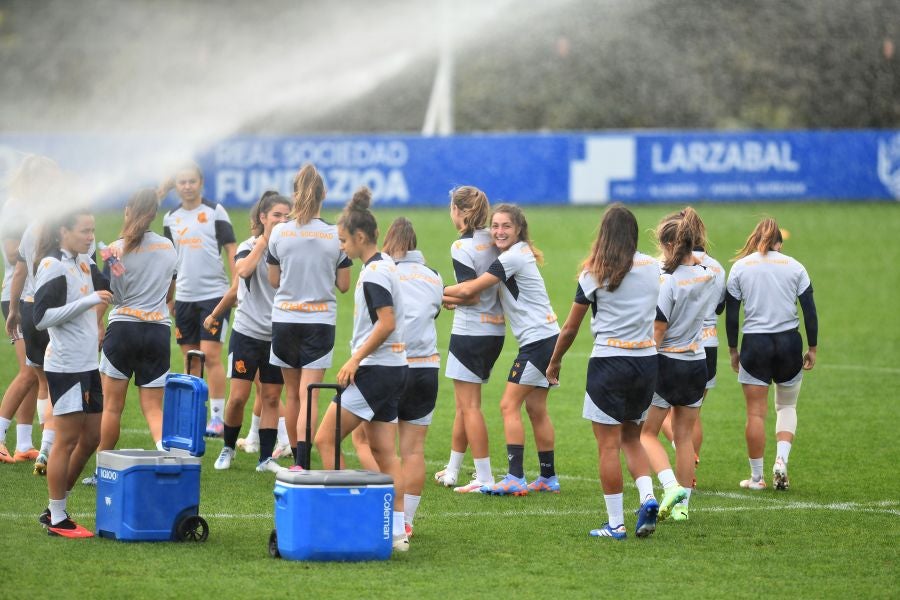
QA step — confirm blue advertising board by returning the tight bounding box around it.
[2,130,899,207]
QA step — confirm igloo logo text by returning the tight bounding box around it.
[569,136,636,204]
[877,134,900,200]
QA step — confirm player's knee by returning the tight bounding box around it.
[775,382,800,434]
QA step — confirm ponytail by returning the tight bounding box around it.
[121,188,159,254]
[292,163,326,226]
[656,207,701,273]
[450,186,490,235]
[734,217,783,260]
[382,217,417,258]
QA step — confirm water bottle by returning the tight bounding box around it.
[98,242,126,276]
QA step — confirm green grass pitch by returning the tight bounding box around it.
[1,202,897,598]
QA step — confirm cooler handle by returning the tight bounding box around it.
[186,349,206,378]
[306,383,343,470]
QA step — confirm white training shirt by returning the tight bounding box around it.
[15,221,40,302]
[487,241,559,346]
[162,199,236,302]
[1,199,28,303]
[350,253,407,367]
[450,230,505,336]
[233,236,276,341]
[574,252,660,358]
[267,219,351,325]
[33,249,107,373]
[393,250,443,369]
[107,232,176,326]
[726,250,811,334]
[657,262,720,361]
[694,250,726,348]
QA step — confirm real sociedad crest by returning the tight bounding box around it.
[877,134,900,200]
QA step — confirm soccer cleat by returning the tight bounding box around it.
[392,533,410,552]
[237,437,260,454]
[39,507,51,527]
[773,457,790,490]
[214,447,235,470]
[671,503,689,521]
[589,523,626,540]
[480,473,528,496]
[256,457,285,473]
[635,497,659,538]
[33,452,48,476]
[205,416,225,438]
[434,467,458,487]
[739,477,767,490]
[272,441,291,459]
[0,442,14,464]
[14,448,39,462]
[454,478,494,493]
[527,475,561,493]
[82,474,97,486]
[658,485,687,521]
[47,517,94,538]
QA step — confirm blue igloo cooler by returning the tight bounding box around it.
[271,469,394,561]
[95,352,209,541]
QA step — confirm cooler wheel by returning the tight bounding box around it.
[176,515,209,542]
[268,529,280,558]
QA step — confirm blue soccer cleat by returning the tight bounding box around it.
[635,497,659,537]
[590,523,626,540]
[480,473,529,496]
[527,475,561,493]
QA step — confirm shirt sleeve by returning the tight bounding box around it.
[451,241,477,283]
[656,274,675,321]
[363,268,394,323]
[337,252,352,269]
[33,259,100,329]
[725,265,743,301]
[214,205,237,246]
[266,234,281,266]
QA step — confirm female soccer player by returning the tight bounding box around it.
[313,186,410,552]
[33,210,111,537]
[659,213,726,473]
[160,162,236,437]
[546,204,661,540]
[726,217,817,491]
[443,204,560,496]
[267,164,351,469]
[433,186,505,493]
[212,192,291,472]
[640,208,719,522]
[381,217,443,535]
[4,156,64,474]
[96,189,177,454]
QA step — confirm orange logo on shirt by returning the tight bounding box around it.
[79,285,89,295]
[197,212,208,224]
[177,227,189,237]
[79,262,90,274]
[235,360,247,374]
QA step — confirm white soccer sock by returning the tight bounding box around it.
[474,457,493,483]
[248,414,261,439]
[16,424,33,452]
[749,457,764,480]
[776,441,792,463]
[603,493,624,527]
[36,399,50,425]
[635,475,655,502]
[0,417,10,443]
[404,494,421,525]
[657,468,678,490]
[277,417,289,445]
[682,487,693,507]
[392,511,405,537]
[210,399,225,419]
[49,498,67,526]
[446,450,464,476]
[40,428,56,454]
[156,439,164,451]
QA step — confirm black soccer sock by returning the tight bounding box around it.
[538,450,556,478]
[296,441,310,469]
[507,444,525,478]
[258,428,277,462]
[223,424,241,450]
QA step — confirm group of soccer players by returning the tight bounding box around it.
[0,155,817,546]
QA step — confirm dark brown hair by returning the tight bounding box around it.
[582,203,638,292]
[338,186,378,244]
[250,190,290,236]
[33,211,92,273]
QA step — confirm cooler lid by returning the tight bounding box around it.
[97,449,201,470]
[275,469,393,487]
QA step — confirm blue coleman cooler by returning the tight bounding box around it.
[271,469,394,561]
[95,350,209,542]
